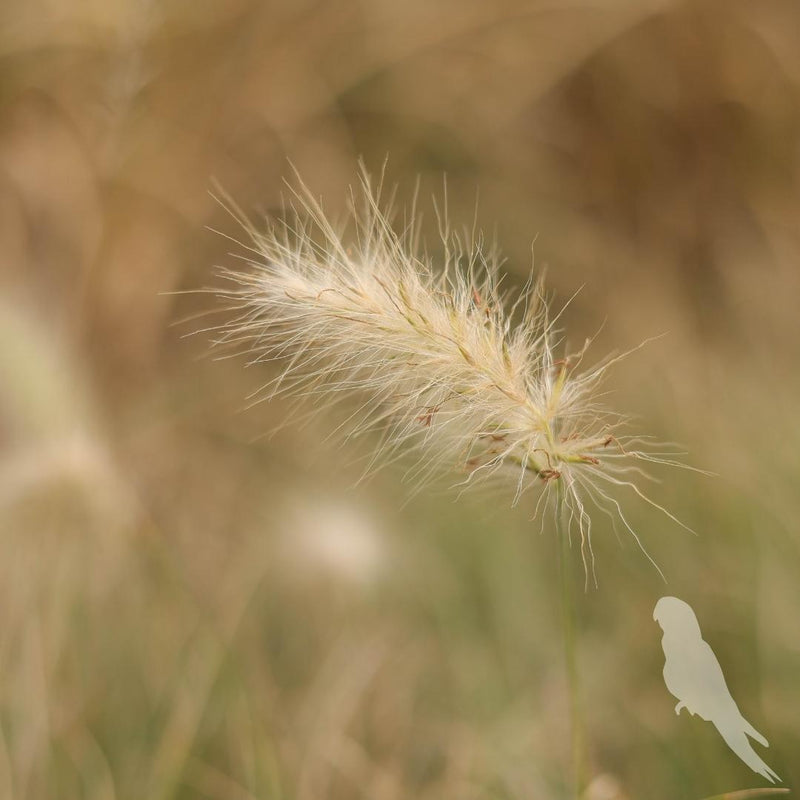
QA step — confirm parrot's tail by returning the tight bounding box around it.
[715,721,781,784]
[740,715,768,748]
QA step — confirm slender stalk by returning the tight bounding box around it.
[557,483,586,799]
[698,791,789,800]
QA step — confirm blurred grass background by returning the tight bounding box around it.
[1,0,800,797]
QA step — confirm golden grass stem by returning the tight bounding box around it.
[698,790,790,800]
[556,482,587,799]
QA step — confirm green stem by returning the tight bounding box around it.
[556,484,586,800]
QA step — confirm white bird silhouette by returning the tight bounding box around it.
[653,596,781,784]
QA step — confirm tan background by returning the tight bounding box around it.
[1,1,799,797]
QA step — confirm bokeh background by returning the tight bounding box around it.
[2,0,799,797]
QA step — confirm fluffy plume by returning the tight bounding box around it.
[213,168,692,582]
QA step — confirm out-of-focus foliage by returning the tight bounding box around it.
[1,0,798,797]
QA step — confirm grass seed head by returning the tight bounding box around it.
[213,166,693,584]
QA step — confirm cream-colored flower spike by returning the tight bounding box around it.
[215,167,692,583]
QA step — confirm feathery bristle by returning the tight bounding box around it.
[213,167,696,584]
